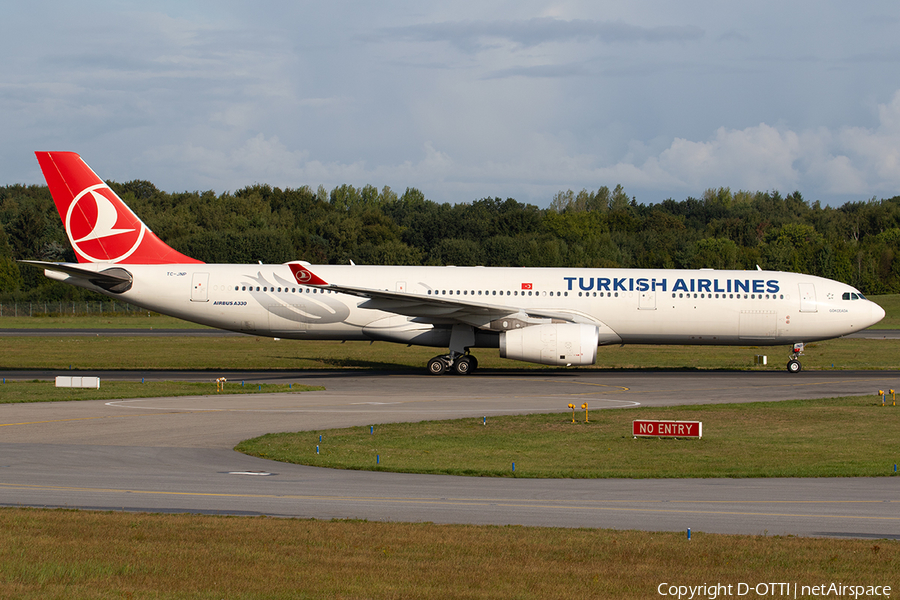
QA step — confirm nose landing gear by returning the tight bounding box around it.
[786,342,804,373]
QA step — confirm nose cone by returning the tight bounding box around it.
[868,301,886,328]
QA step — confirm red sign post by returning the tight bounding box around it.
[633,420,702,438]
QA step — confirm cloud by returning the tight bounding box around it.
[483,62,593,79]
[371,18,704,53]
[4,2,899,209]
[131,87,900,208]
[595,90,900,200]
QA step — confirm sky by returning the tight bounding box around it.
[3,1,900,208]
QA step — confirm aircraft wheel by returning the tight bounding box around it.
[454,355,475,375]
[427,356,448,376]
[786,359,802,374]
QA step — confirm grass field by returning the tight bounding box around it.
[237,395,900,478]
[0,313,209,329]
[0,508,895,600]
[0,380,321,403]
[1,334,898,371]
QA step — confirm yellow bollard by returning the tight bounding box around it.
[216,377,227,392]
[892,389,896,406]
[582,402,589,423]
[879,390,885,406]
[568,403,575,423]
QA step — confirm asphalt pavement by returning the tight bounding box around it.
[0,369,898,538]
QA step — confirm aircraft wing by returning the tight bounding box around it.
[288,263,592,328]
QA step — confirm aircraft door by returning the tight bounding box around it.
[798,283,817,312]
[639,290,656,310]
[191,272,209,302]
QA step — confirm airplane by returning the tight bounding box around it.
[21,151,885,375]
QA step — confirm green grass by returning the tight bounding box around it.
[237,395,900,478]
[0,313,210,328]
[1,335,899,371]
[0,508,895,599]
[0,380,322,403]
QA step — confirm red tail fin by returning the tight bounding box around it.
[35,151,202,264]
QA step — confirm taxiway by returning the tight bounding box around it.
[0,369,898,538]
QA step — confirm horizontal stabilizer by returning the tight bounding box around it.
[18,260,133,293]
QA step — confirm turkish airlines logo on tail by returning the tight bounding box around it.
[66,184,146,263]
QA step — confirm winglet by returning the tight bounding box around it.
[289,263,328,286]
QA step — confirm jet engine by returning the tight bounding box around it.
[499,323,599,366]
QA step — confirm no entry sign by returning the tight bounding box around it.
[633,420,702,438]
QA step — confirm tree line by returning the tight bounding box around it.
[1,179,899,302]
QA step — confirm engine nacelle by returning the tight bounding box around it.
[499,323,599,366]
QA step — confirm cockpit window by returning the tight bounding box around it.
[843,292,865,300]
[842,292,850,300]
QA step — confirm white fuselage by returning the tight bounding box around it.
[48,264,885,348]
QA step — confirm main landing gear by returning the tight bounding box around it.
[427,353,478,376]
[428,324,478,375]
[786,342,804,373]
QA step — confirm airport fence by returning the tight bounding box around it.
[0,301,146,317]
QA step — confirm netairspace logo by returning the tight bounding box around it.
[657,582,892,599]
